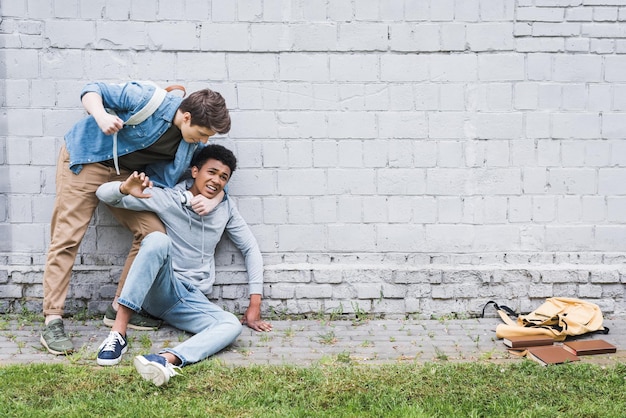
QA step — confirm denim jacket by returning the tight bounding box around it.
[64,81,199,188]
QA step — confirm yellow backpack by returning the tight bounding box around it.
[482,297,609,342]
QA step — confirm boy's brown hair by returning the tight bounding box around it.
[179,89,231,134]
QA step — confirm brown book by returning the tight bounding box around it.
[503,335,554,349]
[526,346,580,366]
[562,340,617,356]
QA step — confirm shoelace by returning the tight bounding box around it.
[49,323,67,339]
[164,363,182,378]
[100,333,124,352]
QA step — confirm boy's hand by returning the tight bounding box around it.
[242,313,273,332]
[241,294,272,332]
[82,92,124,135]
[190,190,224,215]
[120,171,153,198]
[94,112,124,135]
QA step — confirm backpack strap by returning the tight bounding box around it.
[125,87,167,126]
[110,83,184,174]
[165,84,186,97]
[481,301,518,326]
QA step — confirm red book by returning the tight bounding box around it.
[562,340,617,356]
[503,335,554,349]
[526,346,580,366]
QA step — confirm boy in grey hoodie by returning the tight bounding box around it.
[94,144,271,386]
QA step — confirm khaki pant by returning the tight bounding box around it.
[42,146,165,316]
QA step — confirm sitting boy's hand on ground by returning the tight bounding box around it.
[120,171,153,198]
[242,306,272,332]
[243,318,273,332]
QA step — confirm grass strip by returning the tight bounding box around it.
[1,360,624,417]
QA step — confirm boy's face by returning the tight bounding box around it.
[180,112,216,144]
[189,158,231,198]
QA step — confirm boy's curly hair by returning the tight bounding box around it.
[191,144,237,175]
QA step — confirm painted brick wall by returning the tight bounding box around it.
[1,0,625,318]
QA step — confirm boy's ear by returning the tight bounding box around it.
[191,166,198,178]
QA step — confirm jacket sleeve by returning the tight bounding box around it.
[224,203,264,295]
[81,81,152,121]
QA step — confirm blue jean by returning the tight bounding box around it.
[117,232,242,366]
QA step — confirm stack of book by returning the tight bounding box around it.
[502,336,617,366]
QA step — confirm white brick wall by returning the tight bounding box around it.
[1,0,625,317]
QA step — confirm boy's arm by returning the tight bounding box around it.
[96,172,170,214]
[189,190,224,216]
[241,294,272,332]
[118,171,154,198]
[225,206,272,332]
[82,92,124,135]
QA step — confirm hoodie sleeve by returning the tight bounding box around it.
[224,203,264,296]
[96,180,175,214]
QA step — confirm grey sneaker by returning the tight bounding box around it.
[40,319,74,355]
[103,304,162,331]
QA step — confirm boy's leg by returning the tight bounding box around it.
[41,147,108,354]
[133,273,242,386]
[103,206,165,330]
[97,231,172,366]
[145,283,242,366]
[116,231,175,320]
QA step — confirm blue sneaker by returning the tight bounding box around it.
[134,354,181,386]
[96,331,128,366]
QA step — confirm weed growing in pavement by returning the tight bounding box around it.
[318,331,337,345]
[282,327,295,340]
[336,351,352,364]
[138,334,152,351]
[434,347,449,361]
[351,302,368,324]
[329,303,344,321]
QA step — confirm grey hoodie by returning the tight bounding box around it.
[96,179,263,296]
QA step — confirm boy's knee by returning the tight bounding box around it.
[224,313,243,338]
[141,231,171,254]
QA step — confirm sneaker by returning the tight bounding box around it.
[134,354,181,387]
[96,331,128,366]
[103,304,162,331]
[40,319,74,355]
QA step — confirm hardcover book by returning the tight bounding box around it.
[562,340,617,356]
[526,346,580,366]
[503,335,554,349]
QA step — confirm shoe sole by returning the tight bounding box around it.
[40,335,74,356]
[103,316,161,331]
[134,356,169,387]
[97,345,128,366]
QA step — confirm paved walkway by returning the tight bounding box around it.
[1,315,625,367]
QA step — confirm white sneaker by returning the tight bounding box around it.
[134,354,181,386]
